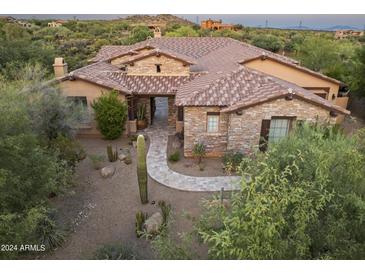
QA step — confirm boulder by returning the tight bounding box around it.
[118,153,127,161]
[143,212,163,234]
[100,166,115,178]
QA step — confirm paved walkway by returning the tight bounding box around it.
[146,129,241,192]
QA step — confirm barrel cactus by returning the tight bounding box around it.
[137,134,148,204]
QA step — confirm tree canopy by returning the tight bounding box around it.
[197,123,365,259]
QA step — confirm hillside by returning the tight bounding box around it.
[122,14,195,27]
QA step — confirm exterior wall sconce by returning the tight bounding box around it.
[285,88,294,100]
[330,110,338,117]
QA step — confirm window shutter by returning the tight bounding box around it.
[259,119,271,152]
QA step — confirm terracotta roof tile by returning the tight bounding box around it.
[70,37,348,115]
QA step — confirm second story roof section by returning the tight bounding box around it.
[110,48,196,76]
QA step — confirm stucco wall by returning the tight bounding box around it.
[244,59,340,102]
[60,79,126,136]
[226,97,335,153]
[184,107,229,157]
[127,55,190,76]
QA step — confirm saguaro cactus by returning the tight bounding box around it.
[137,134,148,204]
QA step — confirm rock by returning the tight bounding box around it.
[118,153,127,161]
[143,212,163,234]
[124,155,132,165]
[100,166,115,178]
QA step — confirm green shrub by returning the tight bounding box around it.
[251,34,284,53]
[30,207,65,250]
[91,91,128,140]
[168,150,180,162]
[222,151,244,175]
[198,123,365,259]
[49,135,86,168]
[94,243,138,260]
[192,142,206,164]
[89,154,105,170]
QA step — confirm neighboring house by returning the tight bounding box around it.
[17,20,33,28]
[48,20,67,28]
[201,18,234,31]
[56,37,350,157]
[335,29,364,39]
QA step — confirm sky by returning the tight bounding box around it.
[5,14,365,29]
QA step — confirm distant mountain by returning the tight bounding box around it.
[324,25,359,31]
[286,25,311,30]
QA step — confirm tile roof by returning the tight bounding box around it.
[118,48,196,65]
[106,72,203,95]
[69,37,348,115]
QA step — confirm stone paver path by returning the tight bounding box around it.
[146,128,241,192]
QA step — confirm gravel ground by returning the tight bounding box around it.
[46,136,211,260]
[167,136,229,177]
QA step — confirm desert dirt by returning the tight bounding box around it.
[166,136,230,177]
[46,136,212,259]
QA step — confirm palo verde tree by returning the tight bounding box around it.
[197,123,365,259]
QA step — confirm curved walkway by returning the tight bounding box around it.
[146,128,241,192]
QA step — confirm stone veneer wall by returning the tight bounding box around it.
[127,55,190,76]
[226,97,335,153]
[168,96,177,129]
[183,98,335,157]
[184,107,229,157]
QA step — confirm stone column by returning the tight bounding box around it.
[168,96,177,129]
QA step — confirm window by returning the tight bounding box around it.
[67,96,87,108]
[268,118,291,143]
[259,117,295,151]
[155,64,161,73]
[207,113,219,133]
[67,96,89,123]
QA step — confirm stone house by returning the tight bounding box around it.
[56,37,350,157]
[335,29,364,39]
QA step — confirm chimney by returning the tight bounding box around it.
[153,27,161,38]
[53,57,68,78]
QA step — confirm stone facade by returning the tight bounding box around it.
[183,98,335,157]
[184,107,229,157]
[227,98,335,153]
[168,96,177,129]
[127,55,190,76]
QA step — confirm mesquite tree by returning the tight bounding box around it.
[137,134,148,204]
